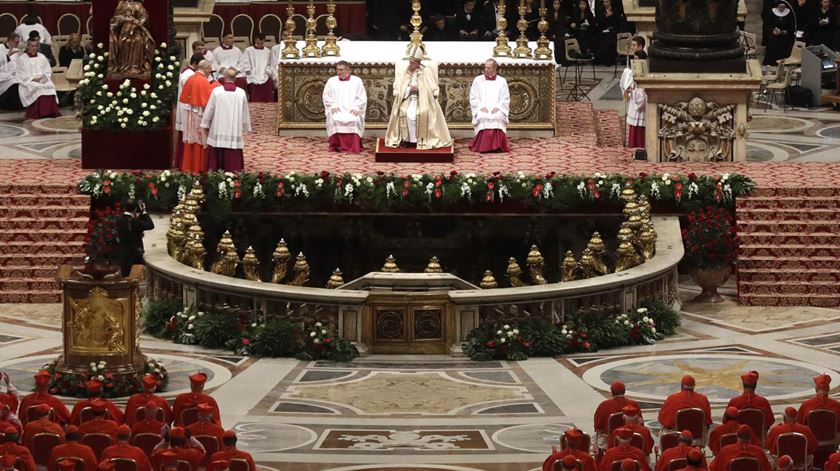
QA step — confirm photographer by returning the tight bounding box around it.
[116,199,154,277]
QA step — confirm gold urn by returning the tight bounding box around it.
[289,253,310,286]
[326,268,345,289]
[424,256,443,273]
[615,241,642,271]
[381,255,400,273]
[526,245,547,285]
[480,270,499,289]
[271,239,292,283]
[561,250,579,282]
[506,257,525,287]
[242,246,261,281]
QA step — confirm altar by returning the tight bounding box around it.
[276,41,557,137]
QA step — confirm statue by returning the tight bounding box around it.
[658,97,736,162]
[108,0,156,78]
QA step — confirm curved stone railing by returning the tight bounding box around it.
[144,216,682,355]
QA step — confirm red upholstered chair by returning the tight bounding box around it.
[608,432,645,452]
[676,408,707,448]
[729,456,760,471]
[777,432,810,471]
[79,407,97,424]
[81,432,115,460]
[806,410,838,446]
[739,409,767,443]
[134,407,166,423]
[608,412,625,435]
[230,459,250,471]
[132,433,162,457]
[719,432,738,451]
[195,435,221,465]
[611,460,640,471]
[31,433,62,466]
[108,458,138,471]
[666,458,687,471]
[554,458,582,471]
[176,460,192,471]
[53,456,85,471]
[180,407,199,427]
[660,432,680,452]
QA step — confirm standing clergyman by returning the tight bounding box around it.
[322,60,367,153]
[385,44,452,149]
[202,68,251,172]
[469,58,510,153]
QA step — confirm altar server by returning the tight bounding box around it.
[385,44,452,149]
[322,60,367,153]
[469,58,510,153]
[15,15,51,46]
[213,34,246,90]
[191,41,218,73]
[15,39,59,120]
[239,33,275,102]
[179,60,214,173]
[202,68,251,172]
[620,37,647,149]
[0,34,23,110]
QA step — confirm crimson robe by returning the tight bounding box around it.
[18,392,71,425]
[765,422,819,455]
[101,442,153,471]
[544,447,598,471]
[131,418,165,436]
[150,446,204,471]
[47,441,98,471]
[172,393,220,427]
[0,443,37,471]
[607,423,654,456]
[797,395,840,431]
[599,444,652,471]
[656,444,708,471]
[70,398,124,425]
[79,417,120,440]
[658,391,713,430]
[0,392,19,414]
[726,392,774,429]
[178,72,214,173]
[208,448,258,471]
[824,451,840,471]
[594,397,642,434]
[709,443,771,471]
[709,421,760,455]
[22,416,64,449]
[124,393,173,426]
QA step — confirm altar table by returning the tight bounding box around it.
[276,41,556,134]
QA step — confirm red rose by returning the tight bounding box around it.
[242,338,250,345]
[688,172,697,181]
[587,179,595,190]
[522,341,530,349]
[485,192,493,202]
[487,182,495,190]
[324,338,333,344]
[593,190,601,199]
[152,188,158,196]
[234,180,241,187]
[434,189,442,199]
[148,182,154,189]
[486,340,497,348]
[320,171,331,179]
[434,180,442,187]
[233,190,241,199]
[638,172,647,178]
[103,187,110,194]
[403,180,411,189]
[532,184,543,197]
[583,341,591,349]
[402,188,409,198]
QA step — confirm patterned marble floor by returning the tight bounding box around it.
[1,283,839,471]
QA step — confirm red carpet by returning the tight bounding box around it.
[374,138,455,163]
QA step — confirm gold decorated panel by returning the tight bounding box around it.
[277,63,556,130]
[65,287,131,357]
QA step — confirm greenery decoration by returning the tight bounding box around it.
[40,358,169,398]
[141,297,183,338]
[463,323,531,361]
[295,322,359,362]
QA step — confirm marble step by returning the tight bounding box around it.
[0,206,90,219]
[738,232,840,245]
[0,229,87,243]
[0,253,84,267]
[738,280,840,296]
[0,217,89,230]
[737,256,840,270]
[0,241,85,256]
[739,244,840,258]
[735,208,840,223]
[0,194,90,207]
[738,268,840,283]
[739,293,840,307]
[737,196,840,210]
[737,221,840,234]
[0,291,62,303]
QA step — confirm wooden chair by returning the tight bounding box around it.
[554,458,582,471]
[233,37,249,51]
[19,15,42,25]
[85,16,92,35]
[660,431,680,452]
[201,14,224,44]
[231,14,254,45]
[562,38,595,101]
[607,413,625,435]
[0,13,17,38]
[611,459,640,471]
[676,408,707,448]
[777,432,810,471]
[81,433,115,460]
[608,432,645,452]
[729,456,760,471]
[52,67,77,93]
[180,407,199,427]
[738,409,766,444]
[57,13,81,35]
[25,405,54,423]
[614,32,633,77]
[176,460,192,471]
[51,35,69,64]
[264,36,276,48]
[741,31,758,60]
[31,433,62,466]
[108,458,138,471]
[204,37,221,51]
[81,34,92,48]
[666,458,687,471]
[720,432,738,450]
[54,456,85,471]
[560,431,592,453]
[259,14,283,43]
[79,406,99,424]
[132,433,162,457]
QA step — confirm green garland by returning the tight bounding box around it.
[77,42,179,131]
[79,170,753,213]
[40,358,169,398]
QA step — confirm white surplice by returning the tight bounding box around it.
[239,46,273,85]
[620,67,646,127]
[175,66,195,132]
[201,85,252,149]
[14,53,57,108]
[469,74,510,134]
[212,46,245,77]
[0,44,22,96]
[15,24,52,45]
[269,44,283,87]
[322,75,367,138]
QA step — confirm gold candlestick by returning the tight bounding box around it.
[513,0,532,58]
[406,0,425,55]
[493,0,512,57]
[321,0,340,56]
[281,0,300,59]
[533,0,552,59]
[302,0,321,58]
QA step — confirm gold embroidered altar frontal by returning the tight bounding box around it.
[277,62,556,132]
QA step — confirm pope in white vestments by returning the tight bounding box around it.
[202,69,251,172]
[0,35,23,110]
[239,34,275,103]
[469,59,511,153]
[385,44,452,150]
[15,40,59,119]
[213,34,247,90]
[322,61,367,153]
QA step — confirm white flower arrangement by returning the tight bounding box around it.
[385,181,397,199]
[460,182,472,198]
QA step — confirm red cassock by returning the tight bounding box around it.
[656,444,708,471]
[151,447,204,471]
[607,423,654,456]
[599,444,652,471]
[0,443,37,471]
[19,392,71,425]
[708,421,760,455]
[658,391,713,430]
[709,443,771,471]
[178,72,214,173]
[47,442,99,471]
[22,417,65,449]
[593,397,643,434]
[172,393,221,427]
[131,418,166,436]
[543,447,598,471]
[726,393,774,429]
[765,423,819,455]
[824,451,840,471]
[797,395,840,430]
[208,449,258,471]
[79,417,121,440]
[124,393,173,426]
[70,399,125,425]
[0,392,19,414]
[101,442,153,471]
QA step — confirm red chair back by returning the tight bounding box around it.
[132,433,162,457]
[830,460,840,471]
[229,459,249,471]
[560,432,592,453]
[728,456,760,471]
[720,433,738,450]
[666,458,687,471]
[777,433,808,470]
[31,433,62,466]
[195,435,220,465]
[81,433,115,460]
[608,412,625,435]
[180,408,199,427]
[134,408,166,423]
[610,460,640,471]
[660,432,680,452]
[176,460,192,471]
[630,433,645,452]
[676,408,707,447]
[807,409,838,443]
[738,409,766,442]
[554,458,582,471]
[53,456,85,471]
[108,458,138,471]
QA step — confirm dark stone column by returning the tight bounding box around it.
[648,0,745,73]
[167,0,182,59]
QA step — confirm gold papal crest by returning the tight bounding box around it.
[67,287,127,354]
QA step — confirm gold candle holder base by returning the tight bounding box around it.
[281,3,300,59]
[321,0,340,56]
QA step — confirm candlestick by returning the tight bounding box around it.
[302,0,321,58]
[321,0,340,56]
[493,0,512,57]
[534,0,552,59]
[513,0,532,58]
[406,0,425,56]
[281,0,300,59]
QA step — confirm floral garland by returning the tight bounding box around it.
[40,358,169,398]
[77,43,179,131]
[79,170,754,213]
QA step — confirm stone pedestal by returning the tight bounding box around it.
[633,59,761,162]
[173,0,216,60]
[622,0,747,46]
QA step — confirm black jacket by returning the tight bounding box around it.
[116,212,154,276]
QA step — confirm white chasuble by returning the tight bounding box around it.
[201,86,252,149]
[385,60,452,150]
[322,75,367,137]
[15,53,57,108]
[469,74,511,134]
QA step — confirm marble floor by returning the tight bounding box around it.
[1,283,839,471]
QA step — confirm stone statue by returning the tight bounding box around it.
[108,0,156,77]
